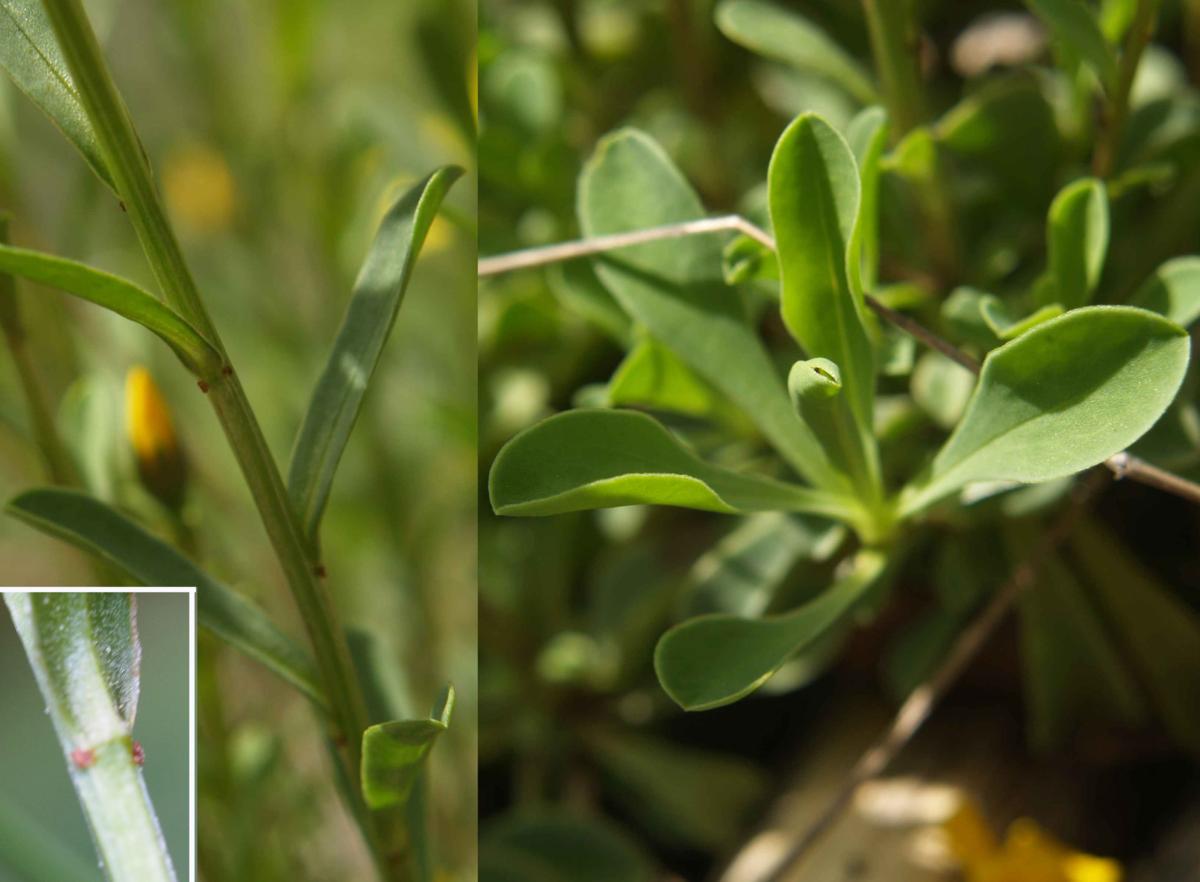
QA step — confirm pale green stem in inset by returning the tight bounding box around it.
[35,0,387,874]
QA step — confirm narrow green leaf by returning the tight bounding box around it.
[0,0,115,191]
[845,106,889,294]
[1043,177,1109,309]
[288,166,463,541]
[901,306,1190,514]
[577,128,845,491]
[360,686,453,811]
[1015,546,1147,751]
[655,549,886,710]
[583,728,767,850]
[714,0,878,104]
[6,488,327,711]
[481,814,655,882]
[1071,519,1200,754]
[1025,0,1118,89]
[489,409,857,522]
[0,244,221,377]
[1130,256,1200,327]
[769,113,873,426]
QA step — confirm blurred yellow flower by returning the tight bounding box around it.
[126,366,187,510]
[163,144,236,233]
[944,802,1121,882]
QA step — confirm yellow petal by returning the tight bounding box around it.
[125,366,187,509]
[943,799,999,866]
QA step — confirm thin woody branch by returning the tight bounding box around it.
[478,216,1200,508]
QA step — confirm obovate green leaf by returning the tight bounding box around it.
[7,488,327,711]
[490,409,855,522]
[1025,0,1118,90]
[714,0,878,105]
[1130,256,1200,327]
[577,129,845,491]
[768,113,875,437]
[655,549,886,710]
[0,0,115,191]
[360,686,453,811]
[0,244,221,377]
[1043,177,1109,309]
[901,306,1190,515]
[288,166,462,542]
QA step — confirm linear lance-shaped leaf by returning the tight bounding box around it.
[655,549,887,710]
[489,409,856,522]
[901,306,1190,514]
[577,128,845,492]
[7,487,327,711]
[0,0,115,191]
[714,0,878,105]
[361,685,453,811]
[0,244,221,377]
[288,166,462,542]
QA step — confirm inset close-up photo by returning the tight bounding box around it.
[1,589,192,882]
[479,1,1200,880]
[0,0,475,880]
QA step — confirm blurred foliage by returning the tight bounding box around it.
[0,0,475,878]
[480,0,1200,878]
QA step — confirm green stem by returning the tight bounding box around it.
[38,0,382,870]
[1094,0,1161,178]
[860,0,924,137]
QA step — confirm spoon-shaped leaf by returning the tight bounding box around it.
[489,409,857,522]
[901,306,1190,515]
[0,244,221,377]
[5,591,177,882]
[361,686,454,811]
[288,165,462,542]
[1130,256,1200,327]
[1043,177,1108,309]
[7,488,327,711]
[578,128,845,491]
[1025,0,1117,90]
[655,549,886,710]
[714,0,878,104]
[0,0,115,191]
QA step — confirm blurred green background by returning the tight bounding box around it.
[0,591,190,881]
[0,0,476,878]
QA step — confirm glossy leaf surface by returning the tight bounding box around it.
[490,410,854,520]
[288,166,462,541]
[0,0,115,190]
[902,307,1190,513]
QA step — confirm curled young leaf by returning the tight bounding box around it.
[901,306,1190,515]
[361,686,454,811]
[489,409,857,522]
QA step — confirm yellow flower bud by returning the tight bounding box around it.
[126,367,187,510]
